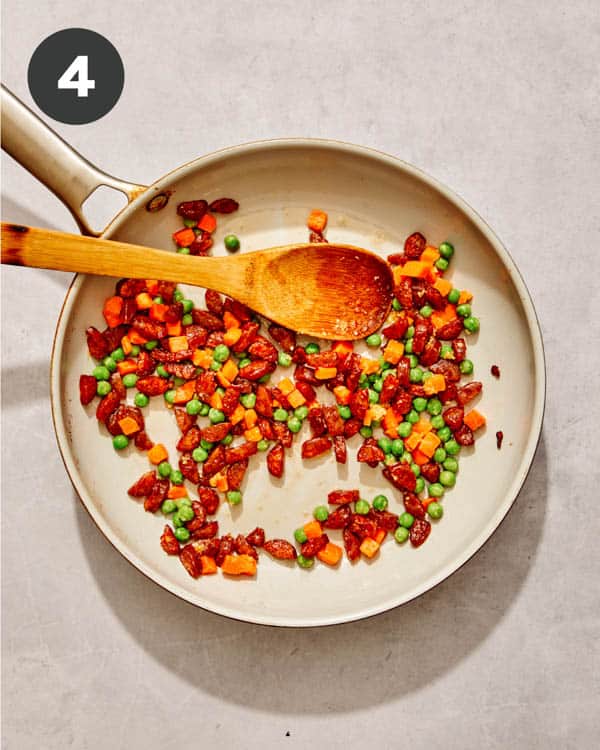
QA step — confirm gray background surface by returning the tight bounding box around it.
[2,1,599,748]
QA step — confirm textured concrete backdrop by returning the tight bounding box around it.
[2,1,599,748]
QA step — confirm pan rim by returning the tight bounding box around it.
[50,137,546,627]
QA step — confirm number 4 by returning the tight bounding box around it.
[58,55,95,98]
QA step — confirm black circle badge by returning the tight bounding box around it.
[28,28,124,124]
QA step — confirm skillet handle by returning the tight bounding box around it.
[1,85,147,236]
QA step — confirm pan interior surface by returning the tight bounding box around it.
[52,141,544,626]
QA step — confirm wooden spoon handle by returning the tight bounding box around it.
[1,222,253,300]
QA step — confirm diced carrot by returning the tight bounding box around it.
[374,528,386,545]
[117,359,138,376]
[413,418,433,434]
[200,555,218,575]
[419,431,442,458]
[421,246,440,263]
[118,416,140,436]
[360,537,380,558]
[431,303,457,329]
[221,359,238,383]
[103,295,124,328]
[216,372,231,388]
[464,409,486,431]
[128,330,148,344]
[332,341,353,355]
[433,277,452,296]
[135,292,153,310]
[307,209,328,233]
[121,335,132,355]
[167,485,188,499]
[145,280,159,295]
[230,403,246,425]
[360,357,381,375]
[192,348,214,369]
[223,311,240,329]
[404,431,422,452]
[383,340,404,364]
[148,443,168,465]
[208,470,225,488]
[412,448,430,465]
[215,473,229,492]
[198,213,217,233]
[168,336,189,353]
[223,327,242,346]
[278,377,295,395]
[423,373,446,395]
[287,389,306,408]
[333,385,351,405]
[172,227,196,247]
[173,380,197,404]
[315,366,337,380]
[221,554,257,576]
[149,303,168,322]
[303,520,323,539]
[244,408,258,429]
[244,426,262,442]
[393,261,431,281]
[209,391,223,409]
[458,290,473,305]
[421,497,435,510]
[166,320,182,337]
[383,408,401,438]
[317,542,343,566]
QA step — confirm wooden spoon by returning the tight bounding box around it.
[1,223,393,339]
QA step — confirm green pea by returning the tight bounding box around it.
[440,344,454,360]
[158,461,172,478]
[394,526,409,543]
[459,359,474,374]
[368,389,379,404]
[200,403,210,416]
[182,218,197,228]
[258,374,271,384]
[111,347,125,362]
[397,422,412,438]
[180,313,192,326]
[220,434,233,446]
[186,399,202,415]
[297,554,314,569]
[445,439,460,456]
[277,351,292,367]
[176,497,192,508]
[164,389,176,404]
[174,527,190,542]
[366,333,382,347]
[429,482,445,498]
[399,512,414,528]
[314,505,329,522]
[409,367,423,384]
[173,377,186,387]
[358,373,369,387]
[410,463,421,477]
[294,527,308,543]
[408,355,419,368]
[431,414,445,430]
[413,397,427,412]
[404,338,414,354]
[273,408,288,422]
[96,381,111,397]
[405,325,415,339]
[224,234,240,252]
[257,439,270,451]
[422,371,433,381]
[378,436,393,454]
[355,499,370,515]
[415,477,425,494]
[130,345,140,357]
[439,470,456,487]
[447,288,460,304]
[216,386,226,396]
[406,410,420,425]
[112,434,129,450]
[170,470,184,485]
[122,373,138,388]
[435,258,449,271]
[240,393,256,409]
[209,408,225,424]
[443,457,458,473]
[177,504,194,523]
[288,416,302,433]
[400,452,412,464]
[172,512,183,528]
[305,343,320,355]
[102,356,117,374]
[456,303,471,318]
[373,494,388,511]
[294,405,309,421]
[181,299,194,314]
[420,305,433,318]
[200,439,213,451]
[463,316,480,334]
[238,357,251,368]
[161,499,177,515]
[213,344,230,363]
[368,373,379,385]
[227,490,242,505]
[192,447,208,463]
[391,438,405,457]
[144,340,158,351]
[359,426,373,438]
[437,426,452,442]
[427,501,444,519]
[392,298,402,311]
[427,398,442,416]
[153,296,164,304]
[372,378,383,393]
[335,405,350,420]
[209,360,221,372]
[439,241,454,259]
[433,447,447,463]
[92,365,110,381]
[173,290,184,302]
[155,365,168,378]
[132,393,148,409]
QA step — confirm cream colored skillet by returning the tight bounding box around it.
[1,86,545,627]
